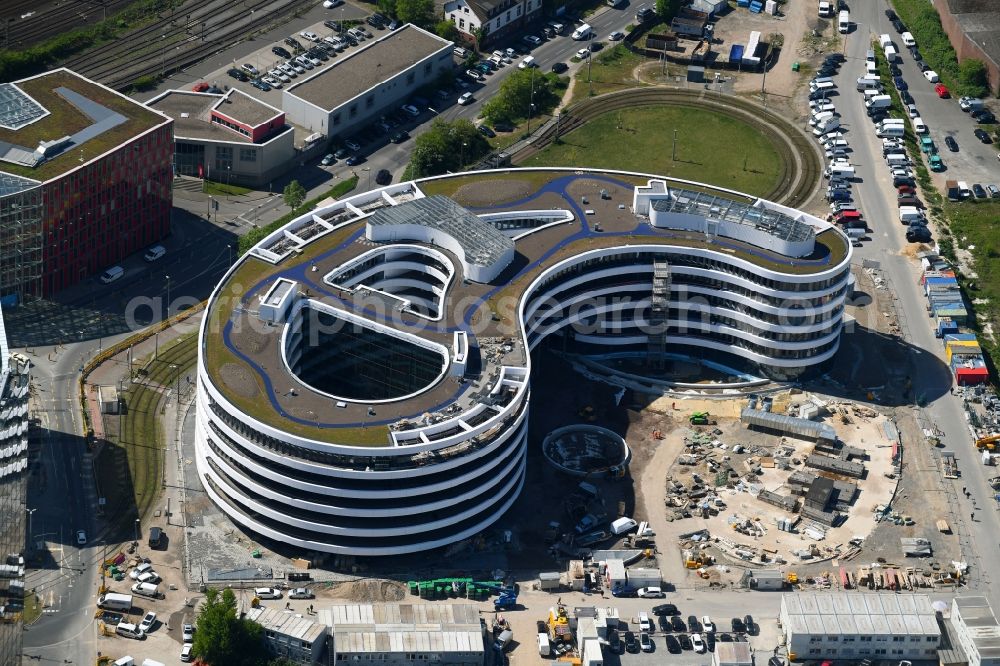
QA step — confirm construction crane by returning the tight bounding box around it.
[976,435,1000,450]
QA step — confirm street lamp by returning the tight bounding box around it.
[26,508,36,552]
[165,274,171,319]
[461,142,467,168]
[134,518,140,545]
[227,244,233,266]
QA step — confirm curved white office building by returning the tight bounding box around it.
[196,169,852,555]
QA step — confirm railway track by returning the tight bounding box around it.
[62,0,314,90]
[513,88,823,208]
[2,0,136,49]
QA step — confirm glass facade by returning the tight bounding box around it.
[40,123,174,295]
[0,307,29,662]
[0,185,44,304]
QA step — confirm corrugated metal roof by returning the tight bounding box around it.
[328,603,484,655]
[245,607,328,645]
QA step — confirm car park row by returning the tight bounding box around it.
[603,604,761,656]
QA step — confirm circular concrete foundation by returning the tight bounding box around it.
[542,425,631,478]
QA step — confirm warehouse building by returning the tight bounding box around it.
[319,603,484,665]
[951,596,1000,666]
[0,68,173,300]
[246,606,328,665]
[146,88,294,189]
[781,593,940,661]
[281,24,453,140]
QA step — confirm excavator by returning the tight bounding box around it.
[976,435,1000,451]
[689,412,716,426]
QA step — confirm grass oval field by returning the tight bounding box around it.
[521,105,785,198]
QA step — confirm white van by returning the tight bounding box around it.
[809,81,835,94]
[957,181,972,198]
[901,31,916,47]
[610,517,638,535]
[856,76,882,92]
[899,206,924,223]
[878,33,893,49]
[114,658,135,666]
[912,117,928,134]
[131,582,159,599]
[826,164,855,179]
[865,61,878,76]
[538,633,551,656]
[116,622,145,640]
[572,23,593,40]
[143,245,166,262]
[838,9,850,32]
[810,111,835,127]
[518,56,536,69]
[100,265,124,284]
[884,45,898,63]
[865,95,892,109]
[812,117,841,136]
[877,125,905,138]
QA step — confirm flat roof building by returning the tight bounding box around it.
[952,596,1000,666]
[146,88,293,189]
[0,68,172,300]
[246,606,328,665]
[781,593,940,662]
[282,24,453,139]
[319,603,484,665]
[195,170,852,556]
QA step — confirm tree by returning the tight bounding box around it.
[283,180,306,210]
[435,19,459,41]
[377,0,396,17]
[655,0,681,20]
[481,69,563,126]
[192,588,267,666]
[408,119,490,177]
[958,58,988,97]
[395,0,435,27]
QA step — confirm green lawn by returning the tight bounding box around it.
[202,180,253,197]
[572,45,647,99]
[521,106,783,197]
[23,591,42,624]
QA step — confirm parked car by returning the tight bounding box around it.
[973,109,996,123]
[390,130,410,143]
[624,631,639,653]
[975,128,992,144]
[731,617,745,632]
[659,615,671,632]
[576,48,590,59]
[299,30,319,42]
[321,154,336,166]
[458,92,473,105]
[254,587,282,599]
[241,63,259,76]
[551,61,568,73]
[289,588,314,599]
[478,124,496,138]
[284,36,303,50]
[345,154,363,166]
[637,587,665,598]
[180,644,193,663]
[701,616,715,633]
[945,136,959,152]
[665,635,682,653]
[609,30,625,40]
[76,530,87,545]
[523,34,543,46]
[935,83,950,98]
[250,79,271,92]
[691,633,706,653]
[922,69,939,82]
[652,604,679,616]
[272,46,291,58]
[678,633,692,650]
[972,183,987,198]
[671,616,686,631]
[640,631,653,652]
[375,169,392,185]
[182,623,195,643]
[893,76,907,91]
[900,90,914,104]
[227,68,249,81]
[400,104,420,117]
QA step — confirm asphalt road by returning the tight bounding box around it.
[834,0,1000,609]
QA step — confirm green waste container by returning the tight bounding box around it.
[252,549,261,558]
[792,62,800,72]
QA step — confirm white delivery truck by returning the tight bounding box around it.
[611,517,638,535]
[98,593,133,611]
[838,10,850,32]
[572,23,593,40]
[878,33,893,49]
[884,45,899,62]
[826,164,855,179]
[813,117,841,136]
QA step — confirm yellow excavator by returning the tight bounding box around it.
[976,435,1000,450]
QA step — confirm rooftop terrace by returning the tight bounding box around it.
[0,69,169,183]
[203,170,850,446]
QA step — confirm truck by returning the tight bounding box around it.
[635,5,655,22]
[946,180,960,200]
[818,1,833,17]
[98,592,134,611]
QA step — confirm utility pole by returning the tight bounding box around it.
[672,129,678,161]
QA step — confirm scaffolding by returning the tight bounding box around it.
[647,260,671,369]
[0,179,44,304]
